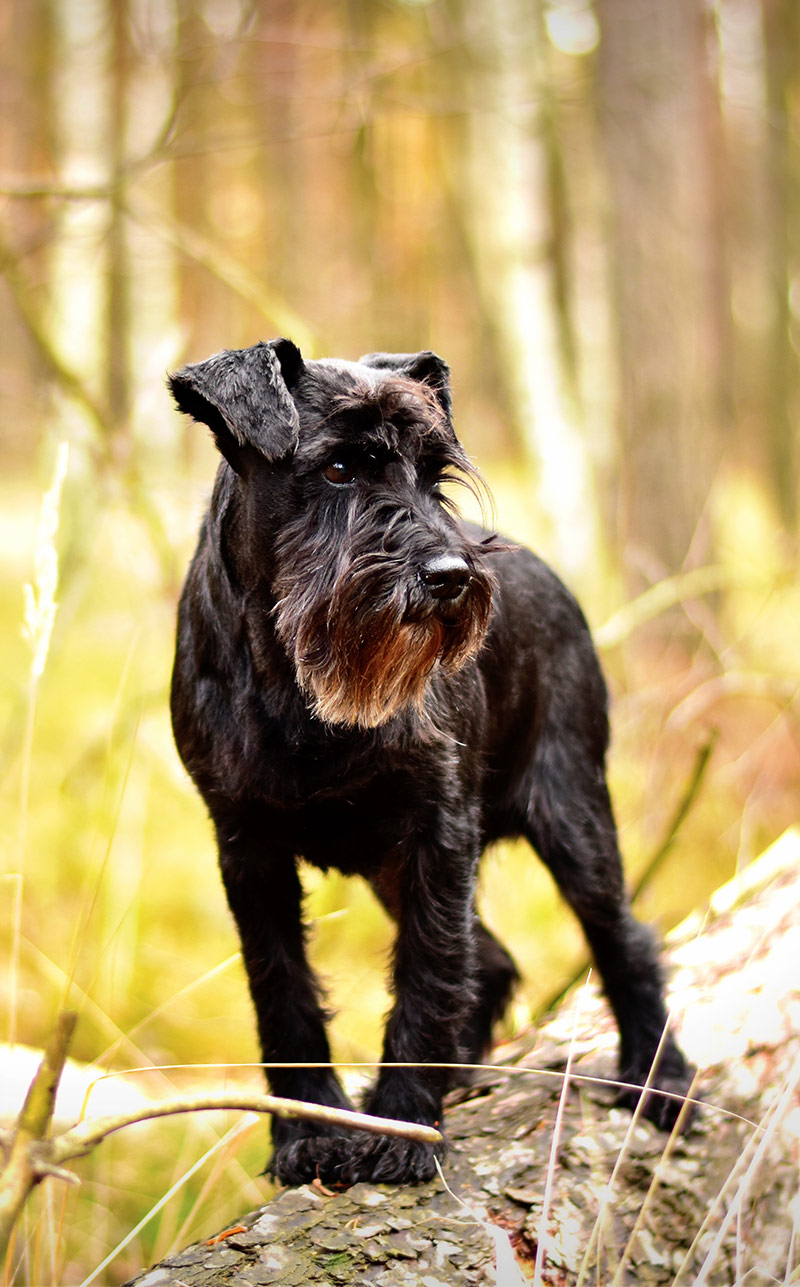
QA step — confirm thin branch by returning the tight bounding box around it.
[629,731,717,903]
[52,1093,442,1166]
[0,1012,77,1252]
[594,566,734,649]
[0,1012,442,1257]
[0,178,112,200]
[0,88,178,201]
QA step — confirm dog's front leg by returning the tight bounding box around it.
[343,825,479,1185]
[249,825,478,1188]
[211,804,354,1182]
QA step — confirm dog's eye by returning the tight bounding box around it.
[324,461,356,485]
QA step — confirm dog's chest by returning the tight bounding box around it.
[248,731,460,876]
[269,768,429,877]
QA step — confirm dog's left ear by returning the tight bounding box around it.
[169,339,302,473]
[358,350,452,420]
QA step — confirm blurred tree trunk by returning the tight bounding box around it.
[595,0,731,583]
[442,0,596,571]
[0,0,57,463]
[345,0,380,333]
[252,0,303,315]
[172,0,251,357]
[171,0,238,470]
[761,0,800,530]
[106,0,133,454]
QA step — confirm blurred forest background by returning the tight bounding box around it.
[1,0,799,1282]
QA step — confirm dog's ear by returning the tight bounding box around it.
[358,350,452,419]
[169,339,303,472]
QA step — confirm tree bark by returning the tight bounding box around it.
[124,827,800,1286]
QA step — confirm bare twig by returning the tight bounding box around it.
[594,566,734,648]
[0,1012,441,1257]
[0,1012,77,1252]
[629,731,717,903]
[51,1093,442,1166]
[0,178,112,200]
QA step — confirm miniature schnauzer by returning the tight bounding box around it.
[169,339,691,1186]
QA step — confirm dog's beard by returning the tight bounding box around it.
[274,556,494,728]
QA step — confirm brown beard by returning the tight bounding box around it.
[277,573,494,729]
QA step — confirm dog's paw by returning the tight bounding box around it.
[617,1069,697,1132]
[270,1131,443,1187]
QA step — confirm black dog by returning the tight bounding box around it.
[169,339,691,1186]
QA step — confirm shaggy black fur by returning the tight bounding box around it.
[169,339,692,1186]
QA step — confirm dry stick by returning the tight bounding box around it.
[0,1012,442,1261]
[83,1059,739,1129]
[629,730,718,904]
[0,1012,78,1254]
[51,1094,441,1167]
[0,1015,442,1257]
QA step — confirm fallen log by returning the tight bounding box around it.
[126,827,800,1286]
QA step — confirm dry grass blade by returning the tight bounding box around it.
[76,1117,252,1287]
[533,976,589,1285]
[677,1054,800,1286]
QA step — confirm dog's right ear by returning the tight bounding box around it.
[168,339,303,473]
[358,350,452,420]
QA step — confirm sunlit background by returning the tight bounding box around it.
[1,0,799,1281]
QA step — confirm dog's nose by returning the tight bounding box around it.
[421,555,471,601]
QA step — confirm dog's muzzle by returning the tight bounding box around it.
[420,554,471,603]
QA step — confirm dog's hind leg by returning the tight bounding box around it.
[211,803,354,1180]
[521,728,692,1130]
[458,917,520,1066]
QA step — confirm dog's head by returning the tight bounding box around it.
[170,340,496,728]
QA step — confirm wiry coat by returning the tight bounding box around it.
[169,339,691,1185]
